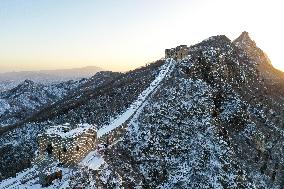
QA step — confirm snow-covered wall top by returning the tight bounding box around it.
[43,123,96,138]
[97,58,176,138]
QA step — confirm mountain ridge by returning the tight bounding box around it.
[0,32,284,188]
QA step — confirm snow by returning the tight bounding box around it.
[0,168,35,189]
[79,150,104,170]
[0,166,72,189]
[97,58,176,138]
[0,99,10,116]
[0,81,21,92]
[44,123,96,138]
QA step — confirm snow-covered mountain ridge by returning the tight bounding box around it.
[95,33,283,188]
[1,32,284,188]
[0,61,162,181]
[0,79,85,127]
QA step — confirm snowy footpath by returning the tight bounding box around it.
[97,58,175,138]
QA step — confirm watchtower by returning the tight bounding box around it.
[165,45,189,60]
[38,123,97,166]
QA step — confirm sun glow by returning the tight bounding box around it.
[0,0,283,72]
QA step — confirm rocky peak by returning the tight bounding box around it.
[1,79,42,99]
[234,31,256,46]
[22,79,35,86]
[233,31,260,55]
[16,79,37,91]
[233,31,273,69]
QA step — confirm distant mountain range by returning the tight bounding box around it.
[0,66,104,91]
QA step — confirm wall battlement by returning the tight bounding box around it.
[38,123,97,166]
[165,45,189,60]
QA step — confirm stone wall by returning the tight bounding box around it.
[165,45,189,60]
[38,122,128,166]
[38,129,97,166]
[97,123,128,145]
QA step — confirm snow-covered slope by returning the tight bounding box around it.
[95,33,284,188]
[0,81,21,92]
[0,61,162,181]
[16,60,164,127]
[1,32,284,188]
[0,71,120,180]
[97,59,176,138]
[0,59,173,188]
[0,79,84,126]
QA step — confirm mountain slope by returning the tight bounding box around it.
[0,32,284,188]
[0,60,163,180]
[0,79,85,126]
[0,71,120,180]
[16,60,164,127]
[233,31,284,102]
[95,33,284,188]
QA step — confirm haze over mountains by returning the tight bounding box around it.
[0,66,104,92]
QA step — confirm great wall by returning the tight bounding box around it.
[32,57,177,187]
[0,48,186,188]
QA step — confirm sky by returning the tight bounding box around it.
[0,0,283,72]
